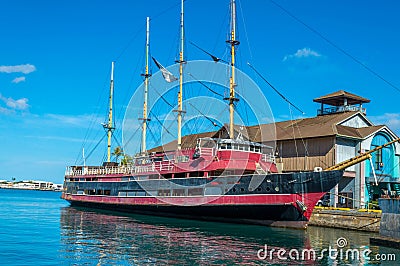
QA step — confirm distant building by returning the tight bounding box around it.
[149,90,400,209]
[0,180,63,191]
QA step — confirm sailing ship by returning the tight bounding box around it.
[62,0,345,229]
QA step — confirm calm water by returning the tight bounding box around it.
[0,189,399,265]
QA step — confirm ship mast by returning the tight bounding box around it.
[140,17,151,154]
[225,0,239,139]
[175,0,185,150]
[105,61,115,162]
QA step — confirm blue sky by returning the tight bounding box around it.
[1,0,400,183]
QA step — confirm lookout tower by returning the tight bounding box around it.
[313,90,370,116]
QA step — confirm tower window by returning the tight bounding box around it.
[375,148,383,170]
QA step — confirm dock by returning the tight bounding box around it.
[309,207,381,232]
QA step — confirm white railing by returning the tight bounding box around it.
[66,166,134,176]
[262,154,275,163]
[154,160,175,171]
[199,148,215,157]
[65,160,177,176]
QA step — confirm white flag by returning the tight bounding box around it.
[152,57,178,82]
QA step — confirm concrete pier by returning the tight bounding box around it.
[309,208,381,232]
[370,198,400,248]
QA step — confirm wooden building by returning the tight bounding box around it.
[264,90,400,208]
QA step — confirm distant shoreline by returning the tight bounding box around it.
[0,187,62,192]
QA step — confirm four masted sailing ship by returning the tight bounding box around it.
[62,0,344,229]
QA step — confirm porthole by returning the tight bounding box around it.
[257,187,262,191]
[266,186,271,192]
[240,188,245,192]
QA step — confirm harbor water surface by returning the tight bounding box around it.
[0,189,398,265]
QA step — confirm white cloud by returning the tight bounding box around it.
[45,113,100,127]
[26,135,94,143]
[370,113,400,132]
[0,64,36,74]
[283,48,322,61]
[0,106,12,114]
[0,94,29,110]
[11,76,26,83]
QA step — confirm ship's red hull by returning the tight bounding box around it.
[62,192,327,229]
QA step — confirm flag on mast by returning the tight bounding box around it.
[152,57,178,82]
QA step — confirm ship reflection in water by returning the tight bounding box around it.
[60,207,398,265]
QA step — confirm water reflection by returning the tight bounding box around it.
[60,207,399,265]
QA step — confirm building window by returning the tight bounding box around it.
[375,148,383,170]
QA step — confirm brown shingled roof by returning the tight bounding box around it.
[146,112,383,151]
[254,111,360,141]
[313,90,370,106]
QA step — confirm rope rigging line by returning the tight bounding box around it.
[81,134,107,165]
[237,0,253,62]
[269,0,400,94]
[75,69,112,165]
[288,103,299,160]
[247,62,305,114]
[189,42,227,63]
[186,73,224,97]
[149,110,174,137]
[188,103,221,128]
[121,126,141,151]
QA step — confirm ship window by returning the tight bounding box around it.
[176,155,189,163]
[136,191,146,197]
[77,190,85,195]
[172,189,186,196]
[104,190,111,196]
[257,187,262,192]
[127,191,136,196]
[266,186,271,192]
[118,191,127,197]
[188,188,203,196]
[232,188,236,192]
[220,143,227,149]
[121,177,129,182]
[250,145,255,152]
[240,188,245,192]
[158,189,171,196]
[255,147,261,153]
[164,154,174,161]
[226,143,232,149]
[205,187,222,195]
[146,191,157,196]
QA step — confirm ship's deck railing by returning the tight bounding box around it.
[65,166,134,176]
[65,159,177,176]
[262,154,275,163]
[66,151,274,176]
